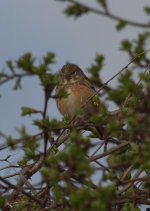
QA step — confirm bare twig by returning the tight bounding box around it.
[64,0,150,28]
[3,173,20,179]
[0,72,34,86]
[91,139,106,156]
[117,168,143,194]
[0,176,42,205]
[0,165,20,172]
[89,142,129,162]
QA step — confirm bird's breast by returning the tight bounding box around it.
[56,84,99,118]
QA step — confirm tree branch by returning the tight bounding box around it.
[66,0,150,28]
[0,72,34,86]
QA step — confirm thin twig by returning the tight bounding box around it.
[0,176,42,205]
[117,168,143,194]
[3,173,20,179]
[0,165,20,172]
[0,72,34,86]
[91,139,106,156]
[89,142,129,162]
[65,0,150,28]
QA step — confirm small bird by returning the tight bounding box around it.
[55,63,103,137]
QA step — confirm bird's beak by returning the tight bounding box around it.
[63,72,72,80]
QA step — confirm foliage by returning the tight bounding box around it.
[0,1,150,211]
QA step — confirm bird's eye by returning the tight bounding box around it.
[72,70,76,75]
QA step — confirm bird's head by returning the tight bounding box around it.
[59,63,84,84]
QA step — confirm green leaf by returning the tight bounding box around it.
[97,0,107,9]
[43,52,55,66]
[40,73,53,87]
[21,106,40,116]
[7,136,16,149]
[13,78,22,90]
[120,40,132,51]
[116,20,127,31]
[87,54,105,87]
[56,86,68,98]
[64,3,89,18]
[144,6,150,15]
[18,158,27,167]
[6,60,14,72]
[122,203,141,211]
[33,118,62,133]
[87,54,104,74]
[70,185,115,211]
[0,197,5,209]
[16,53,35,72]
